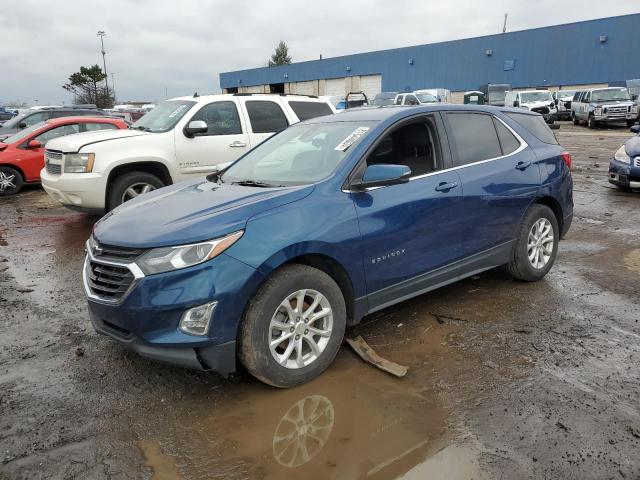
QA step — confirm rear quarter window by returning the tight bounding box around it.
[288,101,333,121]
[505,112,558,145]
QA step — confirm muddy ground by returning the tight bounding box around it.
[1,121,639,480]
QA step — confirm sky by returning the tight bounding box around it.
[0,0,637,106]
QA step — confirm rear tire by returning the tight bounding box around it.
[106,171,164,211]
[505,204,559,282]
[0,166,23,196]
[238,264,346,388]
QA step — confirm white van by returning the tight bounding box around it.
[41,94,335,213]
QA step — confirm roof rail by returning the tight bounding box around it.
[232,92,319,99]
[70,104,98,109]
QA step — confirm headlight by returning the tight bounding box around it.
[614,145,630,164]
[64,153,95,173]
[632,106,639,114]
[594,108,603,116]
[136,230,244,275]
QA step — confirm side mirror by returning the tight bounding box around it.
[350,164,411,191]
[513,101,519,107]
[27,139,42,149]
[183,120,208,138]
[18,122,27,129]
[631,124,640,134]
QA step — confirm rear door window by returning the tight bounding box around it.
[245,101,289,134]
[444,112,502,165]
[493,118,521,155]
[504,112,558,145]
[84,122,118,132]
[288,101,333,121]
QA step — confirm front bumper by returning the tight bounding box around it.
[608,158,640,188]
[84,249,264,375]
[594,113,637,124]
[40,168,107,213]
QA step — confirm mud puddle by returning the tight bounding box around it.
[133,318,460,480]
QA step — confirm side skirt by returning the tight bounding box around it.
[366,240,515,314]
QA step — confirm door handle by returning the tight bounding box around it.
[435,181,458,192]
[516,161,532,170]
[229,141,247,148]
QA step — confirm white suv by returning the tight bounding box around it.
[41,94,335,213]
[504,90,557,123]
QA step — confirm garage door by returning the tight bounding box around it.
[291,81,315,96]
[359,75,382,100]
[325,78,345,97]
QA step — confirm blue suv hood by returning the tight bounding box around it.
[93,179,314,248]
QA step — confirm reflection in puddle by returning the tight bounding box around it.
[139,440,183,480]
[273,395,335,468]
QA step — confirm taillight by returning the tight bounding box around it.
[561,151,572,171]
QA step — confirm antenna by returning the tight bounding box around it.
[502,13,508,33]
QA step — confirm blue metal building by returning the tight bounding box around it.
[219,14,639,97]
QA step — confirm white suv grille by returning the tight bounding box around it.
[45,150,63,175]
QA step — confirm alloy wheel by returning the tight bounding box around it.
[268,289,333,369]
[527,218,554,269]
[0,170,17,192]
[121,182,156,203]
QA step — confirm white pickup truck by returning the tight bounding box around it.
[41,93,334,213]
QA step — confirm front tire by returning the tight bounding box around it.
[238,264,346,388]
[0,166,23,196]
[506,204,559,282]
[572,113,579,125]
[587,115,597,129]
[106,171,164,211]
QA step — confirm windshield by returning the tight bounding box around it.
[557,90,576,99]
[592,89,630,102]
[221,121,376,186]
[416,93,437,103]
[371,96,395,106]
[521,92,553,103]
[1,121,46,144]
[130,100,196,133]
[0,112,28,130]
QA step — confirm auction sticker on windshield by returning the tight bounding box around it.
[335,127,370,151]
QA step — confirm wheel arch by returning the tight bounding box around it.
[105,161,173,206]
[246,246,363,328]
[534,195,564,234]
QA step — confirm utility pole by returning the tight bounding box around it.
[502,13,508,33]
[97,31,110,104]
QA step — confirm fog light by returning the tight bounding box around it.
[179,301,217,336]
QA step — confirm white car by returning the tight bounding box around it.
[393,92,438,106]
[414,88,451,103]
[504,90,557,122]
[41,94,335,213]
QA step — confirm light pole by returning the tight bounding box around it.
[97,30,110,104]
[111,73,116,103]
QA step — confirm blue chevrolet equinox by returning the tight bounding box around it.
[84,105,573,387]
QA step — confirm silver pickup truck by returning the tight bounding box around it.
[572,87,638,129]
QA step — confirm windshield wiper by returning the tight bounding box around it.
[232,180,282,188]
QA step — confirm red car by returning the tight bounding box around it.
[0,116,127,196]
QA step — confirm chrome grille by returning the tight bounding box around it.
[531,106,550,115]
[605,106,627,116]
[88,235,144,262]
[45,150,63,175]
[46,163,61,175]
[86,260,134,301]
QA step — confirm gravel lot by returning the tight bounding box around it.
[1,121,639,480]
